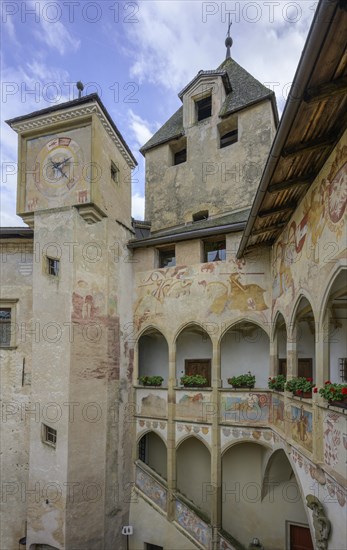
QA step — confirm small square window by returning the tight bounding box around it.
[203,237,226,262]
[196,95,212,121]
[0,308,11,347]
[42,424,57,447]
[174,149,186,165]
[111,161,119,183]
[193,210,209,222]
[220,129,238,148]
[47,257,59,277]
[145,545,163,550]
[0,300,17,348]
[158,247,176,268]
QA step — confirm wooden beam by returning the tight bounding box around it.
[258,203,296,218]
[282,136,335,157]
[268,175,315,194]
[252,223,286,236]
[304,76,347,103]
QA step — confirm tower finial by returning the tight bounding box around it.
[76,81,84,99]
[225,14,233,59]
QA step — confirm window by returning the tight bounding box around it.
[139,434,147,463]
[0,300,17,348]
[170,136,187,166]
[42,424,57,447]
[220,128,238,148]
[203,237,226,262]
[158,247,176,268]
[193,210,208,222]
[218,115,238,149]
[185,359,211,386]
[196,95,212,121]
[0,308,11,347]
[111,161,119,183]
[47,257,60,277]
[340,358,347,382]
[145,544,163,550]
[174,148,186,165]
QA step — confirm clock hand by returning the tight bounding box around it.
[50,157,72,169]
[57,166,69,179]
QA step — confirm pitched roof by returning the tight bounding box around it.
[140,57,277,154]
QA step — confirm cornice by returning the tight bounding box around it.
[10,103,137,169]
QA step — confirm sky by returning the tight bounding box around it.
[1,0,317,226]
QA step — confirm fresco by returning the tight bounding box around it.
[291,406,313,452]
[175,499,211,547]
[221,392,270,423]
[135,466,167,511]
[220,535,238,550]
[134,251,271,332]
[137,419,167,441]
[137,389,168,418]
[176,423,211,446]
[176,391,211,421]
[271,395,285,432]
[272,140,347,316]
[323,411,347,479]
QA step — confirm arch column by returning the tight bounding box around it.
[287,324,298,379]
[133,341,139,385]
[211,338,221,548]
[167,340,176,521]
[269,336,277,377]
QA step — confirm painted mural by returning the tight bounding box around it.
[135,466,167,511]
[134,250,271,332]
[137,419,167,441]
[221,392,270,423]
[220,534,238,550]
[272,139,347,316]
[176,391,211,421]
[175,499,212,547]
[271,395,285,432]
[137,390,168,418]
[176,423,211,446]
[291,406,313,452]
[323,411,347,479]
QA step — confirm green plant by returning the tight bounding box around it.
[227,372,255,388]
[316,381,347,401]
[285,377,315,395]
[268,374,286,391]
[138,375,164,387]
[180,374,208,387]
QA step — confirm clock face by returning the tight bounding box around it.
[34,136,84,198]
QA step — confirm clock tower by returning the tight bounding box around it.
[6,95,137,549]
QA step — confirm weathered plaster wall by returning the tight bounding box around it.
[145,100,276,231]
[0,239,33,550]
[129,496,197,550]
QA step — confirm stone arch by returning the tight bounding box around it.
[218,315,270,345]
[289,291,317,332]
[175,323,213,385]
[220,319,270,387]
[176,432,211,453]
[137,430,167,479]
[137,326,169,384]
[173,321,214,345]
[318,263,347,327]
[176,434,211,518]
[221,441,312,548]
[272,308,288,341]
[221,438,272,457]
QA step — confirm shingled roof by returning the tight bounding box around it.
[140,57,277,154]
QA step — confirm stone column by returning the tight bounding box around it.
[211,338,221,550]
[167,340,176,521]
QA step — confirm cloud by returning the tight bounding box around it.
[132,192,145,220]
[128,110,154,148]
[126,0,316,111]
[28,0,80,55]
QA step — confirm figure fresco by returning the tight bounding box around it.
[271,395,285,432]
[222,393,270,423]
[140,393,167,418]
[175,500,211,547]
[176,392,210,420]
[291,406,312,452]
[136,467,167,511]
[323,412,343,472]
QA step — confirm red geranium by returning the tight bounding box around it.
[313,387,318,393]
[342,387,347,395]
[325,380,331,385]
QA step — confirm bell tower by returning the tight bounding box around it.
[6,93,137,549]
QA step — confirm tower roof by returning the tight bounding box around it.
[140,58,277,154]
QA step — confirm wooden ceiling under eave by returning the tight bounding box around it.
[237,0,347,256]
